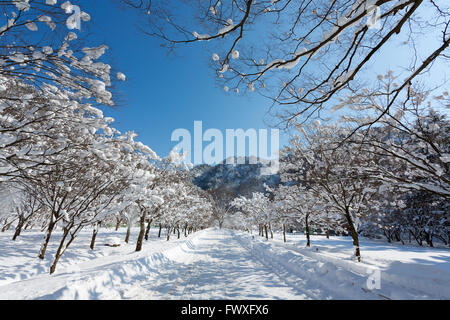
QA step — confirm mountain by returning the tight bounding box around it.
[191,157,280,198]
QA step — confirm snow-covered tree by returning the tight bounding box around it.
[336,74,449,198]
[232,192,275,240]
[1,0,117,106]
[269,184,333,246]
[0,1,125,183]
[284,122,380,261]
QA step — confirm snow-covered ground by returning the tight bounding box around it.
[0,228,449,299]
[238,231,450,299]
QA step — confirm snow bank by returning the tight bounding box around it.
[2,228,448,300]
[234,232,377,299]
[40,230,207,300]
[234,231,450,299]
[285,244,450,299]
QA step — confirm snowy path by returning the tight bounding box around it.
[1,228,448,299]
[129,229,312,299]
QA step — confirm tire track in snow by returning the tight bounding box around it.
[181,229,311,299]
[176,230,227,299]
[157,240,198,299]
[231,231,317,299]
[131,228,323,299]
[231,231,389,300]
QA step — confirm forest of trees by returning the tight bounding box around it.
[118,0,447,261]
[0,1,448,275]
[0,0,214,274]
[231,85,449,261]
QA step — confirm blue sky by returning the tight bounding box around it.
[77,0,288,162]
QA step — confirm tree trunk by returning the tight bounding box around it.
[409,230,423,246]
[115,219,121,231]
[39,220,56,260]
[125,222,131,243]
[326,229,330,239]
[90,223,100,250]
[305,216,311,247]
[167,227,171,241]
[135,214,146,252]
[283,224,286,243]
[184,224,188,237]
[12,217,24,241]
[384,230,392,243]
[158,224,162,238]
[50,228,69,274]
[345,211,361,262]
[177,226,180,239]
[269,223,273,239]
[264,225,268,240]
[425,233,434,247]
[90,229,98,250]
[144,219,153,241]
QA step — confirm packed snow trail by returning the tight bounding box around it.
[1,228,447,299]
[129,228,314,299]
[130,229,446,300]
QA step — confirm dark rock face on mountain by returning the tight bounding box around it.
[191,157,280,198]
